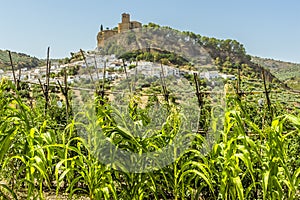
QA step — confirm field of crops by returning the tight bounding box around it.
[0,75,299,200]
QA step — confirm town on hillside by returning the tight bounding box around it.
[0,13,236,87]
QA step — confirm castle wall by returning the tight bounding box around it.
[118,21,142,33]
[97,30,118,47]
[118,22,131,33]
[97,13,142,48]
[122,13,130,23]
[130,21,142,29]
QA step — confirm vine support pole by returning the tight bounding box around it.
[57,68,70,121]
[160,61,169,103]
[193,73,205,135]
[100,60,107,105]
[8,51,17,86]
[262,69,272,117]
[122,59,131,93]
[236,66,241,98]
[38,47,51,116]
[44,47,51,116]
[80,49,94,83]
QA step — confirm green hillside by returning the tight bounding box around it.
[251,56,300,90]
[0,49,43,70]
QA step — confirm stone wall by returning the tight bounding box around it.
[97,30,118,47]
[97,13,142,48]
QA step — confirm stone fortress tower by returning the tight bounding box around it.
[97,13,142,48]
[118,13,142,33]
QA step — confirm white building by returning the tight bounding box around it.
[221,74,236,80]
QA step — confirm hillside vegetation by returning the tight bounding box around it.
[252,56,300,90]
[0,49,43,70]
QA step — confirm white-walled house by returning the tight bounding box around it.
[221,74,236,80]
[204,71,219,79]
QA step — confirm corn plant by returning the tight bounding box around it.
[0,77,300,199]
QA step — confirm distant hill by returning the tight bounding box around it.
[0,49,43,70]
[251,56,300,90]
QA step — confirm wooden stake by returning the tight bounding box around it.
[193,73,203,107]
[18,64,21,80]
[122,59,131,92]
[262,69,272,113]
[193,73,205,135]
[17,71,21,89]
[44,47,51,115]
[93,55,101,95]
[236,66,241,97]
[94,55,100,81]
[122,59,128,79]
[101,60,107,101]
[80,49,94,83]
[64,69,69,119]
[8,51,17,85]
[160,61,169,102]
[57,68,69,120]
[38,78,46,96]
[133,61,138,92]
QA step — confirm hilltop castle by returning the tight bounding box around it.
[97,13,142,48]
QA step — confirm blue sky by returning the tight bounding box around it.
[0,0,299,63]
